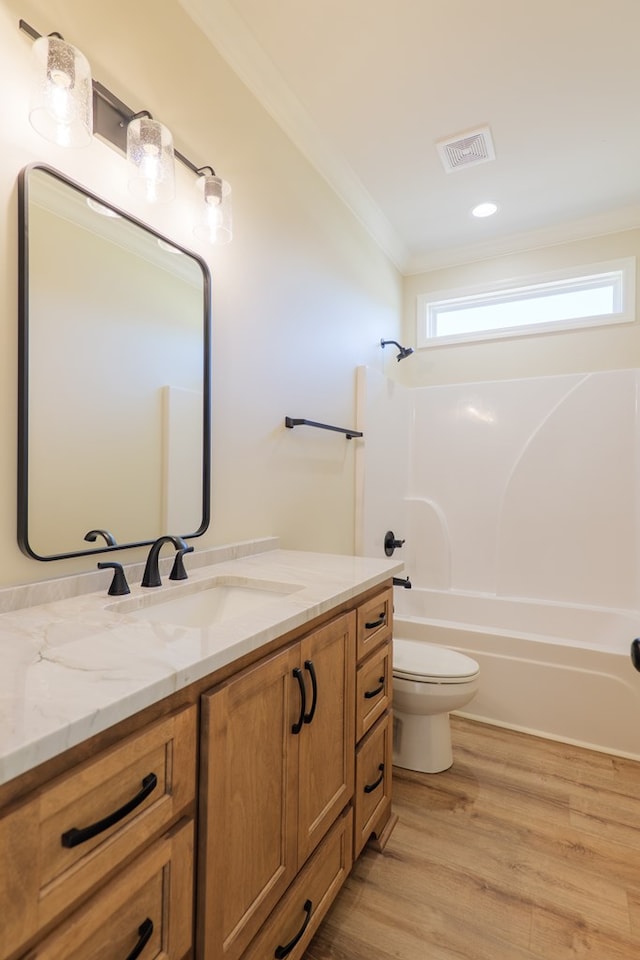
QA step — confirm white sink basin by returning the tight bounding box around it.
[110,576,304,628]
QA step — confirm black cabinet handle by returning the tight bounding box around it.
[125,918,153,960]
[292,668,306,734]
[364,614,385,630]
[61,773,158,848]
[364,763,385,794]
[364,677,385,700]
[303,660,318,724]
[274,899,313,958]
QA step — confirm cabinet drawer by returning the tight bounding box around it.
[356,589,392,662]
[241,807,353,960]
[23,818,193,960]
[354,712,393,858]
[0,705,196,960]
[356,640,391,742]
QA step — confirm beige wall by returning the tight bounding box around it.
[402,230,640,386]
[0,0,402,586]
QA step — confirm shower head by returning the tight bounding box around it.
[380,338,414,362]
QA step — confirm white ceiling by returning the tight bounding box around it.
[179,0,640,274]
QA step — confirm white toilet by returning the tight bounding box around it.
[393,638,480,773]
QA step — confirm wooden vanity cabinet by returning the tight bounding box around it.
[198,612,355,960]
[0,579,396,960]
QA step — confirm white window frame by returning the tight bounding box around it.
[416,257,636,348]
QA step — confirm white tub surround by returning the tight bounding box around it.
[359,366,640,611]
[358,366,640,759]
[0,541,403,786]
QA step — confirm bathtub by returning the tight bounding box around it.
[393,587,640,761]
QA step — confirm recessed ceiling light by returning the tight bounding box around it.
[157,238,184,254]
[86,197,121,218]
[472,201,498,218]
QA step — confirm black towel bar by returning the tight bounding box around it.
[285,417,363,439]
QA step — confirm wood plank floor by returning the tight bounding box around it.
[304,717,640,959]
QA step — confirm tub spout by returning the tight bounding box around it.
[393,576,412,589]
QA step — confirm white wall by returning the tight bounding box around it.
[0,0,402,586]
[402,230,640,386]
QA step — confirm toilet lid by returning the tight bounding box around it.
[393,637,479,682]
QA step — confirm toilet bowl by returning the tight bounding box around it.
[393,638,480,773]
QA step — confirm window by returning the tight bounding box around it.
[416,258,636,347]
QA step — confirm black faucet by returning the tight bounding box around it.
[141,535,194,588]
[85,528,117,546]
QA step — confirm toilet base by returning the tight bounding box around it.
[393,709,453,773]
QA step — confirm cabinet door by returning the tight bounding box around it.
[297,613,355,867]
[199,645,300,960]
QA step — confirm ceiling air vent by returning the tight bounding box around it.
[436,126,495,173]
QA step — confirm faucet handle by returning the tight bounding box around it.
[384,530,405,556]
[169,545,194,581]
[97,561,130,596]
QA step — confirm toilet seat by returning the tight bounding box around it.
[393,638,479,684]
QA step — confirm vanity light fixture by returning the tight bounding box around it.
[28,31,92,147]
[127,111,175,203]
[20,19,231,236]
[193,166,232,245]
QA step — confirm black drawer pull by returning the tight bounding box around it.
[125,918,153,960]
[364,763,385,794]
[303,660,318,724]
[274,899,313,958]
[364,677,385,700]
[364,614,385,630]
[292,668,306,734]
[60,773,158,848]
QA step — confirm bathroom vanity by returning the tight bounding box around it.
[0,542,400,960]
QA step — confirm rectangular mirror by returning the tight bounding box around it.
[18,164,211,561]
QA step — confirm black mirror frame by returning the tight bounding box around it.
[17,163,212,561]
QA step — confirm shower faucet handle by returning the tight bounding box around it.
[384,530,405,556]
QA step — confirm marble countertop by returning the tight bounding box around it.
[0,541,402,787]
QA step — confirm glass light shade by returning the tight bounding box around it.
[127,117,175,203]
[194,175,232,245]
[29,35,93,148]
